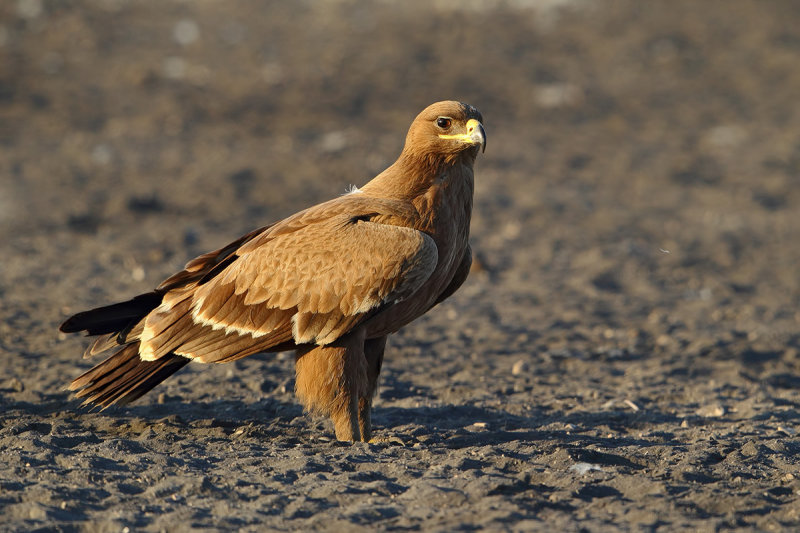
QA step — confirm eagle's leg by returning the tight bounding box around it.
[294,327,368,441]
[358,335,387,441]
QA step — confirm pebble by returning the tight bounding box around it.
[569,462,603,475]
[173,20,200,46]
[740,440,762,457]
[4,378,24,392]
[17,0,42,19]
[695,404,725,417]
[511,360,529,375]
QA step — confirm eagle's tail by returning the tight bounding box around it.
[68,343,190,409]
[62,292,190,408]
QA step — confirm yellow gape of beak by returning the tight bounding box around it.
[439,118,487,153]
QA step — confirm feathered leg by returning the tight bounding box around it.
[358,335,387,442]
[294,327,368,441]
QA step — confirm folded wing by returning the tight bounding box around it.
[138,213,438,363]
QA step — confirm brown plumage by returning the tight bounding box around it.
[60,101,486,441]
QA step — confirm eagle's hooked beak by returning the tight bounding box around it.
[467,118,487,153]
[439,118,487,153]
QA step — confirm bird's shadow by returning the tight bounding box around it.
[372,402,678,451]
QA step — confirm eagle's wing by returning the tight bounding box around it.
[138,210,438,363]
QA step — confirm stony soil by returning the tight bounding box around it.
[2,1,800,531]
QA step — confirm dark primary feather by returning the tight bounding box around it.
[59,292,163,335]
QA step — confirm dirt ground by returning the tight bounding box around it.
[2,0,800,531]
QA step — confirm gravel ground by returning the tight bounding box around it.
[2,1,800,531]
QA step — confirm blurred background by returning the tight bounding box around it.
[1,0,799,390]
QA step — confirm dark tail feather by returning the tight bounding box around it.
[69,343,190,409]
[60,292,163,336]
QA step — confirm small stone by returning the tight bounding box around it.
[511,360,529,375]
[91,144,112,165]
[695,404,725,417]
[163,56,186,80]
[569,462,602,475]
[173,20,200,46]
[623,399,640,412]
[656,334,672,347]
[534,83,583,108]
[5,377,24,392]
[320,131,347,153]
[17,0,43,19]
[131,266,145,282]
[27,503,47,520]
[740,440,761,457]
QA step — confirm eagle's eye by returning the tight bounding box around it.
[436,117,452,129]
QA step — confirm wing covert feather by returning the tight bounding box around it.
[191,215,437,345]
